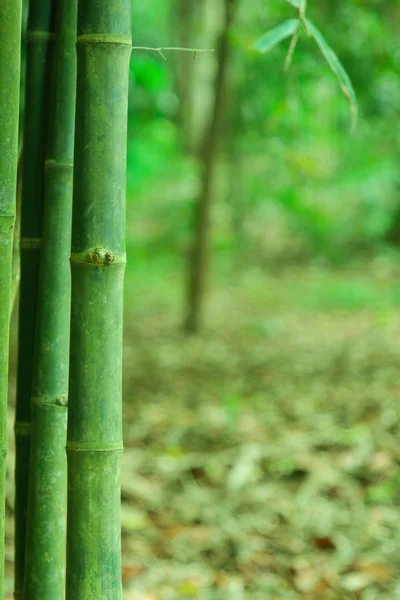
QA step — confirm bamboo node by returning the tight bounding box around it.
[20,237,41,249]
[26,31,56,43]
[56,394,68,407]
[45,159,73,171]
[76,33,132,47]
[88,246,115,266]
[14,422,31,436]
[66,441,123,452]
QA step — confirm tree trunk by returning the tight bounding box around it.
[23,0,77,598]
[226,62,248,268]
[174,0,201,153]
[66,1,131,598]
[185,0,236,333]
[14,1,55,597]
[0,1,22,597]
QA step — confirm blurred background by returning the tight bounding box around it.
[7,0,400,598]
[119,1,400,597]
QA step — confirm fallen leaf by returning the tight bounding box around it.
[341,572,372,592]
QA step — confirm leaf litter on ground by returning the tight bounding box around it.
[5,265,400,598]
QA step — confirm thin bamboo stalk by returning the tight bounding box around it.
[18,0,30,151]
[10,150,23,316]
[66,2,131,598]
[0,2,22,596]
[14,1,55,597]
[23,0,77,598]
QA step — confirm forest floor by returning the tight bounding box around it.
[5,262,400,599]
[120,261,400,600]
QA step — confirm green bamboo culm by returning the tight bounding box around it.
[66,1,131,598]
[14,1,55,597]
[0,1,22,596]
[23,0,77,598]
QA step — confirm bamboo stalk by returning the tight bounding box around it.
[66,2,131,598]
[14,1,55,597]
[23,0,77,598]
[10,150,23,317]
[18,0,30,151]
[0,2,22,596]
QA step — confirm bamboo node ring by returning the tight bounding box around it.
[88,246,115,266]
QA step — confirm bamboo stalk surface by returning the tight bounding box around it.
[66,2,131,599]
[23,0,77,598]
[0,1,22,597]
[14,1,55,596]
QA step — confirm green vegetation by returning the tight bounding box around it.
[126,0,399,277]
[120,2,400,597]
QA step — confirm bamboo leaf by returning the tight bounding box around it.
[252,19,300,54]
[305,18,358,127]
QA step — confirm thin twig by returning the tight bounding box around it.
[131,46,214,61]
[284,27,299,71]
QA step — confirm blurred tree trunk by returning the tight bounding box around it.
[185,0,236,333]
[174,0,200,153]
[226,54,247,268]
[173,0,219,154]
[387,179,400,246]
[227,146,246,266]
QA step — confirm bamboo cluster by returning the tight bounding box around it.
[0,0,131,598]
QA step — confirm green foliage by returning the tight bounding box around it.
[124,0,400,276]
[252,5,357,125]
[305,19,358,126]
[252,19,299,54]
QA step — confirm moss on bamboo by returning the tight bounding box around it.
[0,1,21,597]
[14,1,55,597]
[66,2,131,598]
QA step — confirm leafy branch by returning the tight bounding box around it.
[252,0,358,129]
